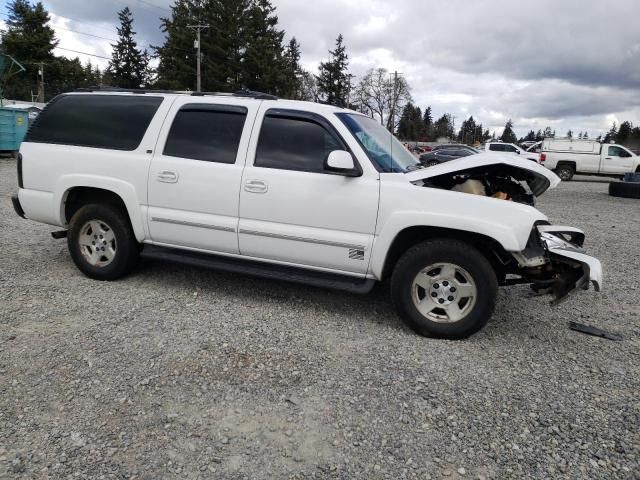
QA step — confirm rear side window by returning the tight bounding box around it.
[25,94,162,150]
[488,144,503,151]
[255,113,344,173]
[163,104,247,163]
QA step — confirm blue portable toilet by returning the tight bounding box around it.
[0,106,29,152]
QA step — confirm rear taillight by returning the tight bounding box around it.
[17,152,23,188]
[539,153,546,163]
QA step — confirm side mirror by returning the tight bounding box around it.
[325,150,361,177]
[515,150,521,154]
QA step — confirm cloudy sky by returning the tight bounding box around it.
[7,0,640,138]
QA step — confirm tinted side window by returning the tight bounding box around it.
[25,94,162,150]
[164,105,247,163]
[608,146,630,157]
[255,115,344,173]
[489,144,503,151]
[504,144,517,152]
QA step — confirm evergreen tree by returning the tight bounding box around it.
[317,34,349,106]
[434,114,454,140]
[524,130,536,141]
[241,0,288,94]
[616,121,632,143]
[108,7,151,89]
[154,0,199,90]
[500,119,517,143]
[397,103,427,140]
[542,126,553,138]
[535,129,543,141]
[583,131,589,140]
[566,129,573,139]
[0,0,57,100]
[282,37,302,98]
[603,122,617,143]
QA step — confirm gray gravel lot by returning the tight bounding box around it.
[1,158,639,479]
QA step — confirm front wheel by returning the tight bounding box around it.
[67,204,140,280]
[391,239,498,339]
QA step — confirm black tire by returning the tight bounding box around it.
[609,181,640,199]
[555,164,575,181]
[391,239,498,339]
[67,203,140,280]
[426,160,439,167]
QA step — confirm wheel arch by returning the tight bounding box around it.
[56,177,146,242]
[378,225,511,281]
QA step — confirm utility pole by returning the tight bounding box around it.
[187,24,209,92]
[37,62,44,103]
[389,71,402,133]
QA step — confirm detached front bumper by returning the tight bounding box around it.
[539,226,602,304]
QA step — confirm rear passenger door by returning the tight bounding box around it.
[147,98,258,254]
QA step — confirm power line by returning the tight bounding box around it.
[54,47,111,60]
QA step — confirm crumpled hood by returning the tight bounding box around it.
[405,152,561,196]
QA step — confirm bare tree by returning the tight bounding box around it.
[299,70,320,102]
[353,68,412,132]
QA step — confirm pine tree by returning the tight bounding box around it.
[423,105,434,140]
[317,34,350,106]
[583,131,589,140]
[108,7,151,89]
[566,129,573,139]
[282,37,302,98]
[535,129,543,141]
[603,122,617,143]
[241,0,288,94]
[501,119,517,144]
[0,0,58,100]
[616,121,632,144]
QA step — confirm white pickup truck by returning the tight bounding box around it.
[11,89,602,339]
[541,138,640,181]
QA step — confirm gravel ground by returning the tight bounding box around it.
[1,158,639,479]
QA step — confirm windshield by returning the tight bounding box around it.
[336,113,421,173]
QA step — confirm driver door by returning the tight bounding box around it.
[601,145,634,174]
[238,107,379,275]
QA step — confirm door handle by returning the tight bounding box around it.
[244,179,268,193]
[157,170,178,183]
[605,157,612,160]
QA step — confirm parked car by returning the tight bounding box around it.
[520,140,538,150]
[419,145,480,166]
[526,141,542,153]
[485,142,541,163]
[541,138,640,181]
[11,88,602,339]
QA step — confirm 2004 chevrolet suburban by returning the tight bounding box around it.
[11,88,602,339]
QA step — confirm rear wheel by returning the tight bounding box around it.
[68,204,140,280]
[555,164,575,181]
[391,239,498,339]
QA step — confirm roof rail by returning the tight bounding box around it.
[74,86,278,100]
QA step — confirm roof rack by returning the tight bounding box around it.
[74,86,277,100]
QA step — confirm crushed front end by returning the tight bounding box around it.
[507,223,602,304]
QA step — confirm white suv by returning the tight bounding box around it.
[485,142,541,163]
[11,89,602,339]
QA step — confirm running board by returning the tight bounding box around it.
[141,245,376,294]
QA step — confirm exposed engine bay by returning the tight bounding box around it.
[418,164,543,205]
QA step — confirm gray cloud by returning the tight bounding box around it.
[41,0,640,137]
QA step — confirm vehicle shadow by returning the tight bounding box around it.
[132,257,404,331]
